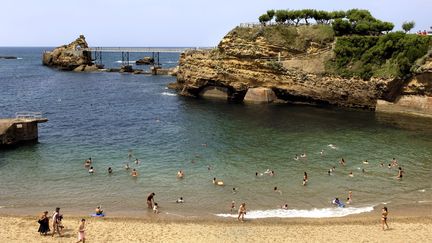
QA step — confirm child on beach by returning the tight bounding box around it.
[153,203,159,214]
[76,219,86,243]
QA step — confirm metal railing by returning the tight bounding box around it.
[83,47,214,53]
[15,112,43,119]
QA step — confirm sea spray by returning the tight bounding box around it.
[216,206,374,219]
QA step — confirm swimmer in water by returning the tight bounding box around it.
[269,170,275,176]
[274,186,282,194]
[347,191,353,204]
[213,177,224,186]
[84,158,92,167]
[388,164,392,169]
[281,204,288,210]
[349,171,354,177]
[177,170,184,179]
[328,169,332,176]
[339,158,346,166]
[300,153,307,158]
[131,169,138,177]
[134,159,140,165]
[108,167,113,174]
[363,160,369,164]
[320,149,324,156]
[124,163,130,170]
[88,167,94,174]
[380,163,384,167]
[231,201,235,212]
[294,155,299,161]
[303,172,308,186]
[232,187,238,194]
[397,167,404,179]
[391,158,398,167]
[176,197,184,203]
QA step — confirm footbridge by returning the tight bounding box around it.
[82,47,213,67]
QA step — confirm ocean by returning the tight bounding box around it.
[0,47,431,219]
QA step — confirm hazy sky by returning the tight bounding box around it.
[1,0,431,47]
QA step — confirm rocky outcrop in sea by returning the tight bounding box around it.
[42,35,98,72]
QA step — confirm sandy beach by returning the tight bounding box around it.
[1,213,431,243]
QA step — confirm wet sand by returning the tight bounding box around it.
[1,212,431,242]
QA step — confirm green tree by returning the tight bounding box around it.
[402,21,415,33]
[267,10,275,20]
[275,10,288,24]
[259,14,271,25]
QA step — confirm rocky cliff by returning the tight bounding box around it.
[42,35,97,71]
[175,25,432,115]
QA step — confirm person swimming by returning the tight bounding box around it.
[213,177,224,186]
[84,158,92,167]
[108,167,113,174]
[303,172,308,186]
[349,171,354,177]
[294,155,299,161]
[274,186,282,194]
[269,170,275,176]
[339,158,346,166]
[176,197,184,203]
[281,204,288,210]
[231,201,235,212]
[328,169,332,176]
[320,149,324,156]
[134,159,140,165]
[232,187,238,193]
[332,197,345,207]
[397,167,404,179]
[177,170,184,178]
[300,153,307,158]
[124,163,130,170]
[363,160,369,164]
[88,167,94,174]
[131,169,138,177]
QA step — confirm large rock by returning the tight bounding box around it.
[244,87,277,103]
[174,25,432,115]
[42,35,94,71]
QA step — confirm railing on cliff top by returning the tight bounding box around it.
[15,112,43,119]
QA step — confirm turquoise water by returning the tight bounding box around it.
[0,48,431,218]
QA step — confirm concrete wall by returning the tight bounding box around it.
[0,122,39,146]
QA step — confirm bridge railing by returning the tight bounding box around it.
[83,47,214,53]
[15,112,43,119]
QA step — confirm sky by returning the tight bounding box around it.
[1,0,431,47]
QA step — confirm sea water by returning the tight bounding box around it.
[0,47,431,219]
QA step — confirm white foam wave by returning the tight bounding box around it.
[418,189,426,192]
[114,60,136,64]
[418,200,432,204]
[216,206,374,219]
[161,92,177,96]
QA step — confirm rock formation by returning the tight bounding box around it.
[174,25,432,116]
[42,35,96,71]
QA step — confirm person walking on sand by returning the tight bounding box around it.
[76,219,86,243]
[238,202,246,222]
[37,211,50,235]
[51,207,62,237]
[147,192,155,208]
[381,207,389,230]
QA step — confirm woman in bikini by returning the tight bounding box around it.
[381,207,389,230]
[238,202,246,222]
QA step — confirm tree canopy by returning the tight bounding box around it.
[402,21,415,33]
[257,9,394,36]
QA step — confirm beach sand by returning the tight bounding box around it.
[1,214,431,243]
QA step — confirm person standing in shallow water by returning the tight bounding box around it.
[381,207,389,230]
[147,192,155,209]
[238,202,246,222]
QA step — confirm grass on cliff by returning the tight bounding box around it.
[233,24,335,51]
[326,32,432,79]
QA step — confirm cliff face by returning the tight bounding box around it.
[42,35,96,71]
[176,25,432,114]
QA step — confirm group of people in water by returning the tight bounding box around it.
[77,146,403,227]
